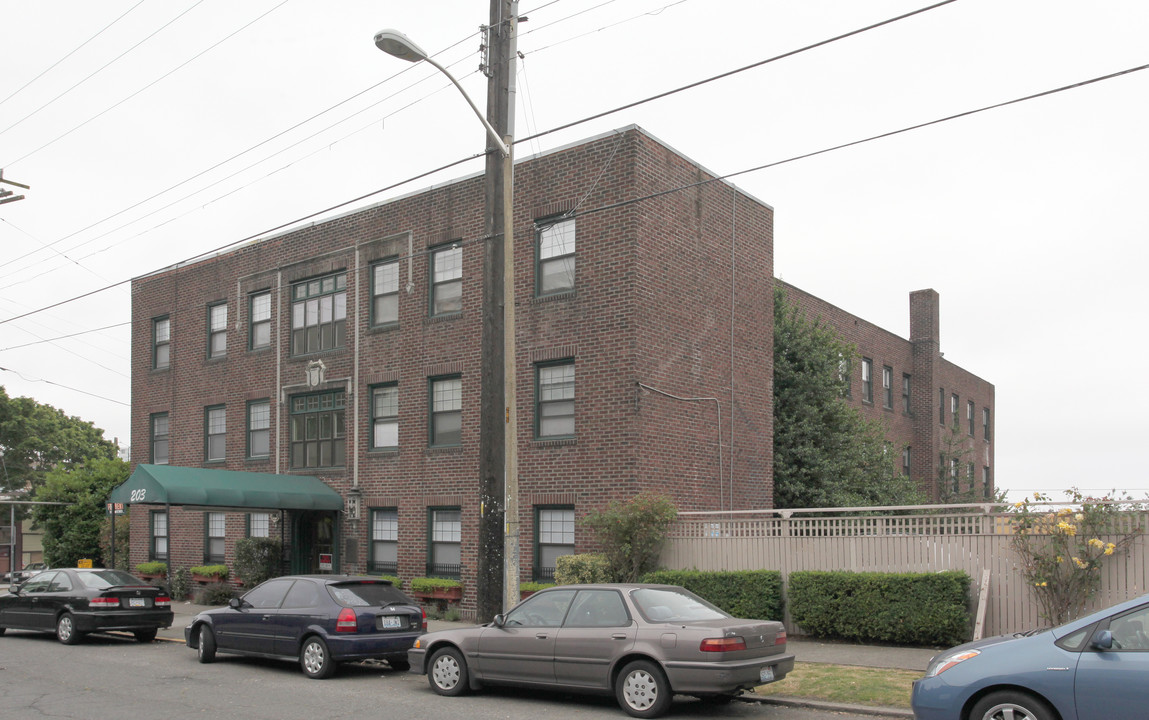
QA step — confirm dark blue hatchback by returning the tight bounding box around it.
[184,575,425,678]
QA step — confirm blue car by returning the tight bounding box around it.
[184,575,425,679]
[912,592,1149,720]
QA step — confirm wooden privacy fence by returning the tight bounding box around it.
[659,505,1149,639]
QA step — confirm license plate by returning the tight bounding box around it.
[128,598,147,608]
[759,666,775,683]
[380,615,403,629]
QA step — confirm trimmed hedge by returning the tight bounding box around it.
[788,570,970,646]
[555,553,611,584]
[410,577,462,592]
[642,569,784,621]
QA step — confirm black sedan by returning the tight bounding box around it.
[0,568,173,644]
[185,575,426,679]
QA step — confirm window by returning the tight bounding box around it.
[248,513,270,538]
[208,302,227,358]
[882,366,893,409]
[250,291,271,349]
[950,458,959,494]
[983,407,991,442]
[151,412,169,465]
[430,245,462,316]
[205,405,226,462]
[291,272,347,355]
[289,391,346,468]
[371,259,400,326]
[565,589,628,628]
[536,361,574,438]
[967,400,975,436]
[983,466,992,499]
[370,508,398,574]
[861,358,873,403]
[153,316,170,369]
[536,217,576,295]
[430,376,461,447]
[902,374,911,414]
[535,507,575,582]
[428,508,461,578]
[205,512,225,563]
[967,462,975,491]
[951,393,959,426]
[150,511,168,561]
[247,400,270,459]
[902,446,911,477]
[371,384,398,450]
[939,388,945,425]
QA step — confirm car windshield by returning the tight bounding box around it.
[631,587,729,623]
[77,570,145,589]
[328,582,410,607]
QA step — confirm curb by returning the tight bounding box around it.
[742,694,913,719]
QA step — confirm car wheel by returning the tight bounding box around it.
[971,690,1056,720]
[56,613,83,645]
[388,657,411,672]
[196,625,217,663]
[0,626,6,636]
[134,629,158,643]
[616,659,672,718]
[300,637,336,679]
[427,646,469,696]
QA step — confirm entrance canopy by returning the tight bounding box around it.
[109,465,344,511]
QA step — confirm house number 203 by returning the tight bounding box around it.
[129,489,147,502]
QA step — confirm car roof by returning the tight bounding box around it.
[263,574,398,584]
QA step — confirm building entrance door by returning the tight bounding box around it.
[291,511,337,574]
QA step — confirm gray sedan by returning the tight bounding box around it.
[407,583,794,718]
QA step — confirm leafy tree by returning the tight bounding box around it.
[773,286,926,509]
[0,386,116,496]
[582,492,678,582]
[31,456,129,567]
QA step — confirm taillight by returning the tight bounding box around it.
[154,596,171,607]
[700,636,747,652]
[90,597,120,608]
[775,630,787,646]
[336,607,359,633]
[421,606,428,632]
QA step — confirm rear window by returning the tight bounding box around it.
[328,581,411,607]
[631,587,729,623]
[78,570,145,589]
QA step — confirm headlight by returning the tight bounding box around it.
[925,649,980,677]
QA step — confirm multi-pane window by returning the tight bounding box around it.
[882,366,893,409]
[536,218,576,295]
[535,507,575,582]
[247,400,270,458]
[951,393,959,427]
[902,446,911,477]
[289,391,346,468]
[208,302,227,358]
[430,245,462,316]
[902,374,911,414]
[248,513,270,538]
[372,259,400,326]
[371,384,398,450]
[151,511,168,561]
[153,316,170,369]
[250,291,271,349]
[205,405,226,462]
[370,508,398,573]
[983,466,992,499]
[861,358,873,403]
[950,458,960,494]
[967,462,975,491]
[151,412,169,465]
[430,377,461,447]
[291,273,347,355]
[428,508,461,578]
[939,388,945,425]
[967,400,975,436]
[537,362,574,438]
[983,407,991,442]
[205,512,225,563]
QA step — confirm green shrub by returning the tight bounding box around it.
[520,581,555,593]
[233,536,281,587]
[372,574,401,586]
[410,577,462,592]
[135,561,167,576]
[642,569,784,621]
[788,570,970,646]
[554,553,611,584]
[195,582,236,606]
[582,492,678,582]
[189,564,229,580]
[169,567,192,601]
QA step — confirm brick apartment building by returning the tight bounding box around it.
[121,127,775,611]
[779,281,995,501]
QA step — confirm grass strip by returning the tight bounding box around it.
[754,661,919,709]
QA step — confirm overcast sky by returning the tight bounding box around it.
[1,0,1146,504]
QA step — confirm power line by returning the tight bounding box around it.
[0,365,129,406]
[0,322,130,352]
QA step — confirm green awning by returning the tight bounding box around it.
[109,464,344,511]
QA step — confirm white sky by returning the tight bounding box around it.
[1,0,1146,504]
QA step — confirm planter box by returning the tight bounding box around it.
[412,586,463,601]
[192,574,227,584]
[138,573,166,583]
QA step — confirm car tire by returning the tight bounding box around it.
[0,626,6,636]
[388,657,411,672]
[616,659,672,718]
[134,628,158,643]
[56,613,82,645]
[300,637,336,679]
[427,646,469,696]
[197,625,217,663]
[971,690,1056,720]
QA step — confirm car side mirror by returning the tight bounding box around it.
[228,597,244,610]
[492,613,505,628]
[1091,629,1113,650]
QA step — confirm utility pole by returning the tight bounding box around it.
[476,0,519,621]
[0,169,30,205]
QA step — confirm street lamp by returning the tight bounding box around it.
[374,20,520,617]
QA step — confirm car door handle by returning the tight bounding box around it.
[612,633,628,640]
[262,615,272,621]
[536,633,549,639]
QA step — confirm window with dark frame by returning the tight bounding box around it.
[983,407,991,442]
[427,507,461,578]
[861,358,873,403]
[967,400,975,436]
[371,384,398,450]
[536,217,576,296]
[291,272,347,355]
[247,400,270,459]
[248,513,270,538]
[289,391,346,469]
[967,462,975,491]
[430,245,462,316]
[205,512,225,563]
[902,373,911,414]
[983,466,992,499]
[429,376,461,447]
[370,508,398,574]
[250,291,271,349]
[153,316,170,369]
[208,302,227,358]
[950,458,959,494]
[535,506,574,582]
[902,446,911,477]
[882,366,893,409]
[939,388,945,425]
[536,361,574,438]
[951,393,959,427]
[371,259,400,326]
[150,511,168,561]
[205,405,226,462]
[151,412,169,465]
